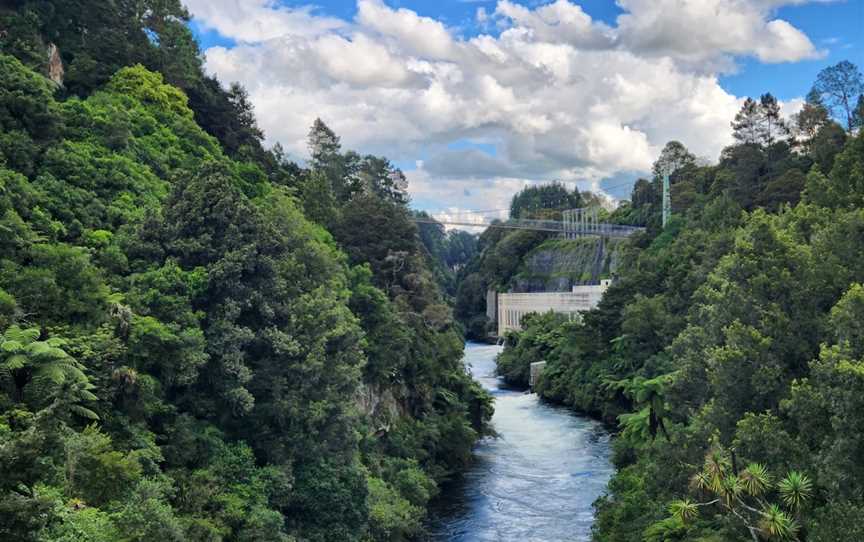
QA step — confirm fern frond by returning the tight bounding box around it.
[36,364,66,385]
[3,354,27,370]
[1,340,23,353]
[69,405,100,420]
[4,326,39,343]
[45,337,68,348]
[63,365,88,383]
[25,342,51,357]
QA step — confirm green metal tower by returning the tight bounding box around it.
[662,174,671,228]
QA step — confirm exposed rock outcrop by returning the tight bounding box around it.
[355,382,407,436]
[47,42,63,86]
[511,238,624,292]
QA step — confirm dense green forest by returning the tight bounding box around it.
[3,1,864,541]
[485,65,864,540]
[0,2,492,540]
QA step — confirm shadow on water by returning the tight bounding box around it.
[426,342,613,542]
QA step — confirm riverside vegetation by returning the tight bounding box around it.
[0,2,492,540]
[2,1,864,541]
[460,64,864,540]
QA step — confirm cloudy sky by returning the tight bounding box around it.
[183,0,861,223]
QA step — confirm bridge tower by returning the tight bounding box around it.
[562,207,600,239]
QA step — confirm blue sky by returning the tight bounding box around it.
[185,0,862,215]
[721,1,863,100]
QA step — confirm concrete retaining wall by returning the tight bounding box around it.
[497,281,610,336]
[529,361,547,389]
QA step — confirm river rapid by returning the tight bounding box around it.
[427,342,614,542]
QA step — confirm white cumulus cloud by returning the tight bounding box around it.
[184,0,346,42]
[184,0,823,214]
[614,0,825,67]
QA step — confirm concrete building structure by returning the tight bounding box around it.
[496,280,611,336]
[529,361,547,389]
[486,289,498,323]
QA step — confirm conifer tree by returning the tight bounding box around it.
[759,93,789,146]
[731,97,767,145]
[812,60,864,131]
[793,88,831,147]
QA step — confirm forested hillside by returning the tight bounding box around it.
[0,2,491,541]
[3,1,863,540]
[494,68,864,540]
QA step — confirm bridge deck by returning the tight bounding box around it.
[411,217,645,238]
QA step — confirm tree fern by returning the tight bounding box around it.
[1,325,97,418]
[2,353,27,370]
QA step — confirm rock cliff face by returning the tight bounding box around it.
[355,382,408,435]
[47,42,63,86]
[510,238,624,292]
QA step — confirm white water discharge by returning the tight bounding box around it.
[428,342,614,541]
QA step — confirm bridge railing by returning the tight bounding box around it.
[500,218,645,238]
[411,216,645,238]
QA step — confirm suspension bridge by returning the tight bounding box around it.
[412,206,648,339]
[411,207,645,238]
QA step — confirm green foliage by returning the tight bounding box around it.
[669,499,698,524]
[306,118,408,211]
[496,311,570,386]
[777,472,812,511]
[829,282,864,356]
[0,54,59,175]
[1,243,109,325]
[485,75,864,540]
[739,463,771,497]
[657,442,808,540]
[0,289,17,329]
[288,459,368,542]
[63,425,142,506]
[38,490,121,542]
[112,479,186,541]
[509,182,582,219]
[807,501,864,541]
[759,504,798,541]
[106,66,193,120]
[0,325,97,417]
[804,130,864,209]
[611,373,675,445]
[366,476,424,541]
[0,29,489,542]
[127,315,207,387]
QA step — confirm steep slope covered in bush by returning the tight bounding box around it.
[0,8,491,539]
[495,91,864,539]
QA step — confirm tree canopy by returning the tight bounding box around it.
[0,4,492,539]
[485,61,864,542]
